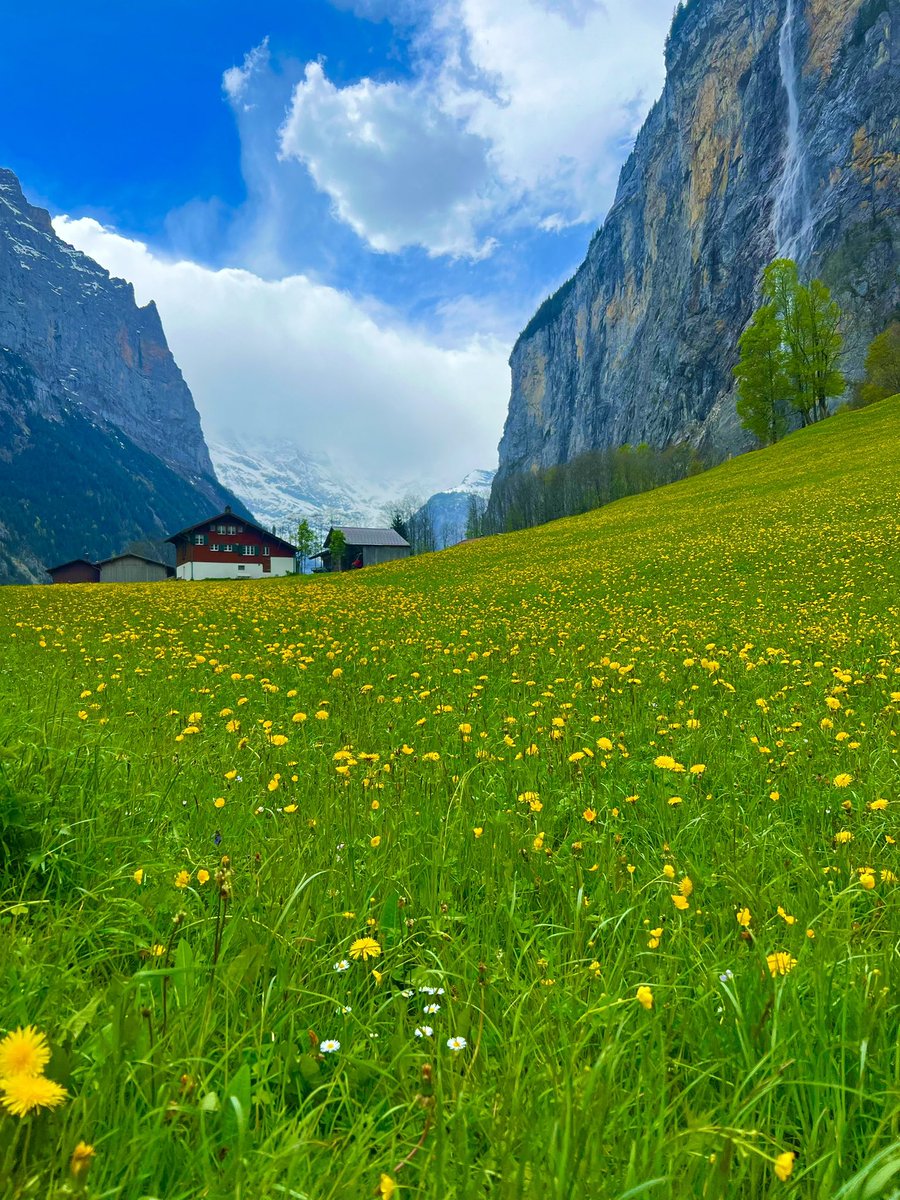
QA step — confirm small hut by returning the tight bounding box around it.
[47,559,101,584]
[98,553,174,583]
[316,527,411,572]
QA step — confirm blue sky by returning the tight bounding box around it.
[2,0,676,493]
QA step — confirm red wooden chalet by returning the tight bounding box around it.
[167,506,297,580]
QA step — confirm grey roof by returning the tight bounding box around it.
[328,526,410,548]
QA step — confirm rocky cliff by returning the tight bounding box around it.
[0,168,248,582]
[496,0,898,485]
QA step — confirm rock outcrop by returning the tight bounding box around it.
[0,168,248,582]
[495,0,898,486]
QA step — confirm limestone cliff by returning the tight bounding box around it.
[496,0,898,485]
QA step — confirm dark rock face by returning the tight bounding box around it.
[0,167,216,481]
[0,168,249,582]
[496,0,899,485]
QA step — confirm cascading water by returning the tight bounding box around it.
[772,0,812,261]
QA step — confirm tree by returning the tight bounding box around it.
[328,528,346,572]
[390,509,409,541]
[295,518,316,574]
[855,321,900,407]
[760,259,844,425]
[797,277,844,421]
[733,303,790,445]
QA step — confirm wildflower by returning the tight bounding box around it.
[70,1142,96,1179]
[132,868,144,885]
[834,830,853,844]
[718,969,734,983]
[414,1026,433,1038]
[197,869,210,885]
[766,951,797,977]
[174,870,191,889]
[473,826,483,838]
[447,1036,467,1052]
[372,968,383,985]
[678,876,693,898]
[0,1074,68,1117]
[270,734,288,747]
[283,804,298,814]
[349,937,381,961]
[333,959,350,972]
[654,755,684,771]
[869,798,888,811]
[667,796,683,806]
[636,985,654,1010]
[423,1003,440,1015]
[774,1151,795,1181]
[370,835,382,848]
[214,797,226,808]
[422,751,440,762]
[319,1039,340,1054]
[672,894,690,911]
[859,870,875,890]
[380,1174,397,1199]
[648,928,662,949]
[736,907,752,928]
[689,764,706,775]
[0,1027,50,1077]
[582,807,596,823]
[833,773,853,788]
[776,906,795,925]
[662,864,675,880]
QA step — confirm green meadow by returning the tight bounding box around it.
[1,398,899,1198]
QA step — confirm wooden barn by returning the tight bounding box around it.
[46,559,101,584]
[316,527,411,572]
[98,554,175,583]
[167,506,297,580]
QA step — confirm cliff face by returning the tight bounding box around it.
[0,168,249,582]
[496,0,898,484]
[0,168,216,481]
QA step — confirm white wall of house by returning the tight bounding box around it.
[176,557,295,581]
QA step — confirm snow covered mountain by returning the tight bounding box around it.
[415,469,496,549]
[209,441,401,540]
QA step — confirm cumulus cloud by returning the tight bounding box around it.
[275,0,673,257]
[52,216,509,495]
[279,62,496,258]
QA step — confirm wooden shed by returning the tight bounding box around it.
[316,527,411,572]
[98,553,174,583]
[47,559,101,584]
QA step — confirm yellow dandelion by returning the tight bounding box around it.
[0,1073,68,1117]
[349,937,381,961]
[70,1142,96,1179]
[0,1027,51,1078]
[833,773,853,788]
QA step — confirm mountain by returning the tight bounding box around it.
[495,0,898,488]
[415,469,496,549]
[0,168,247,583]
[209,441,400,539]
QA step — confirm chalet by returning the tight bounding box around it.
[315,526,411,572]
[98,554,175,583]
[47,559,101,584]
[167,506,297,580]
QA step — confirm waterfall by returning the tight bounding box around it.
[772,0,812,261]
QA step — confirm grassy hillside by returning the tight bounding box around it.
[1,398,898,1198]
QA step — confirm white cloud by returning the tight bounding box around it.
[223,38,271,108]
[276,0,673,257]
[279,62,496,258]
[52,216,509,495]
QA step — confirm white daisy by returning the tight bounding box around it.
[319,1039,340,1053]
[414,1026,434,1038]
[333,959,350,972]
[447,1036,467,1052]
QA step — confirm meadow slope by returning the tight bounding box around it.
[1,398,899,1198]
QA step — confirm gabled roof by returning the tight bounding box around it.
[166,507,297,553]
[98,552,172,569]
[325,526,410,548]
[47,558,99,573]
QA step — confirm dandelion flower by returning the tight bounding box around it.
[0,1073,67,1117]
[774,1151,795,1181]
[833,773,853,788]
[766,951,797,977]
[319,1039,340,1054]
[636,985,654,1010]
[446,1036,467,1052]
[349,937,381,961]
[70,1142,96,1179]
[0,1027,51,1078]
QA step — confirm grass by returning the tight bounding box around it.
[1,397,899,1198]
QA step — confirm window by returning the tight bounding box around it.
[238,564,245,571]
[262,545,270,557]
[194,533,206,546]
[210,543,221,552]
[243,544,256,557]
